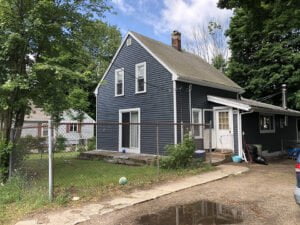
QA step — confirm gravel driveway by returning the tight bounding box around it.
[80,159,300,225]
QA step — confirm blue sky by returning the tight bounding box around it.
[104,0,232,45]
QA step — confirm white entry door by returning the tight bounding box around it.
[214,107,234,151]
[119,108,140,154]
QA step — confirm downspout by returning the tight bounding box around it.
[189,84,192,124]
[94,89,98,151]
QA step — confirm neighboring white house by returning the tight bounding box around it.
[22,107,95,145]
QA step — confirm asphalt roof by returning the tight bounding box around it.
[130,31,244,93]
[208,95,300,116]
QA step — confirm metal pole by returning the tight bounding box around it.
[156,122,160,177]
[8,128,14,179]
[181,121,183,142]
[209,120,212,165]
[48,120,53,201]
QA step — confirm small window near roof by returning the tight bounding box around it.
[259,114,275,133]
[135,62,146,93]
[126,38,132,46]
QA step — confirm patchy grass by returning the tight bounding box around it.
[0,152,213,225]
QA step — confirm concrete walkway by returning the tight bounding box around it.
[15,165,249,225]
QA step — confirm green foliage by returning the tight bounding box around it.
[15,135,47,163]
[212,54,227,72]
[55,135,67,152]
[0,0,121,180]
[161,135,196,169]
[0,174,24,204]
[218,0,300,109]
[87,137,96,151]
[1,152,213,224]
[0,135,13,182]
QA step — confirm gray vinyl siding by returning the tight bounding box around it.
[176,81,238,145]
[97,35,174,155]
[233,113,239,154]
[242,113,298,152]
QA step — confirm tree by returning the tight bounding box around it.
[212,54,227,72]
[185,18,229,67]
[0,0,121,180]
[218,0,300,108]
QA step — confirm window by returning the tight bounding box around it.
[218,111,229,129]
[204,109,214,128]
[115,68,124,96]
[70,123,78,132]
[42,123,48,137]
[192,108,202,138]
[280,116,288,128]
[126,38,132,46]
[259,114,275,133]
[135,62,146,93]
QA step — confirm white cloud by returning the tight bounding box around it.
[151,0,232,41]
[112,0,135,15]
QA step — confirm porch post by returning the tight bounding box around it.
[237,111,244,159]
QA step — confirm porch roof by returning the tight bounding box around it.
[207,95,300,117]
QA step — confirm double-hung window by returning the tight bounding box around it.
[259,114,275,133]
[135,62,146,93]
[192,108,202,138]
[70,123,78,132]
[115,68,124,96]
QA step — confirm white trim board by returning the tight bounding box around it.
[118,108,141,154]
[135,62,147,94]
[94,32,177,95]
[207,95,251,111]
[173,80,178,144]
[94,33,130,96]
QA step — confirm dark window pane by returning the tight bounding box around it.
[117,83,122,95]
[138,78,144,92]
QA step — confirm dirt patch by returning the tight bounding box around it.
[80,159,300,225]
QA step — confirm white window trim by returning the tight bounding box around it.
[41,123,48,137]
[135,62,147,94]
[259,114,276,134]
[70,123,78,133]
[203,109,213,128]
[118,108,141,153]
[126,38,132,46]
[192,108,203,139]
[115,68,124,97]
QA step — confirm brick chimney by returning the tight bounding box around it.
[171,30,181,51]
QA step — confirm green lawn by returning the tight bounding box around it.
[0,152,212,225]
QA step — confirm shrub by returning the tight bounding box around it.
[77,145,87,152]
[15,135,46,162]
[87,137,96,151]
[160,135,196,169]
[0,135,13,182]
[55,135,67,152]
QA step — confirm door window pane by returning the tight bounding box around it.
[218,112,229,130]
[130,112,139,148]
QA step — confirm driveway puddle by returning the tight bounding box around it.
[136,200,243,225]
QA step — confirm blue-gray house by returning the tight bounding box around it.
[95,31,300,158]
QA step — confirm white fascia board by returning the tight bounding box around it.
[177,77,244,94]
[207,95,251,111]
[94,33,131,96]
[129,32,177,80]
